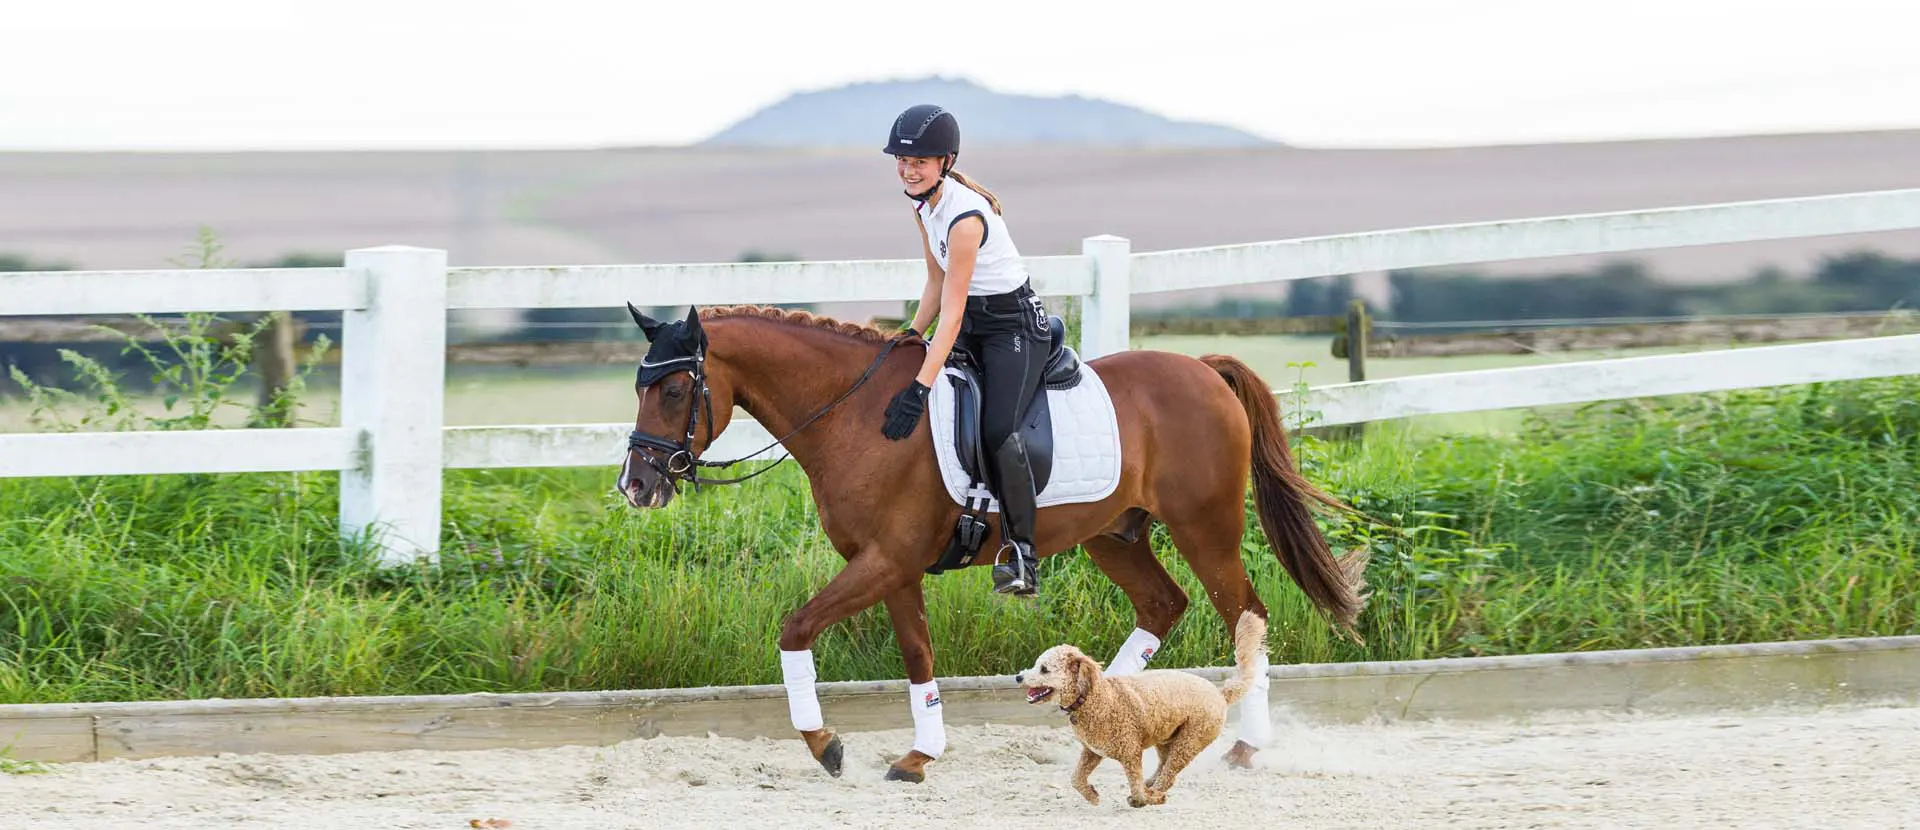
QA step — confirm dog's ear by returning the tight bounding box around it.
[1072,652,1098,702]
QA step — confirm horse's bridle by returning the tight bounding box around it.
[625,336,906,488]
[625,344,729,483]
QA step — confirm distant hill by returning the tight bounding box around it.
[701,76,1280,149]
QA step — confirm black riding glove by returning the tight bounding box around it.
[881,380,931,440]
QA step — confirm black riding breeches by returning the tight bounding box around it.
[958,282,1051,452]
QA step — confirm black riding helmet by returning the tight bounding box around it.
[885,104,960,202]
[884,104,960,157]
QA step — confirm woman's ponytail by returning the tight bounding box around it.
[946,168,1003,215]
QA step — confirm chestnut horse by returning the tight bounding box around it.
[617,304,1366,783]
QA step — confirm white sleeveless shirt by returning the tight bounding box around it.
[916,176,1029,296]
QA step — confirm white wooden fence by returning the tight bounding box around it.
[6,188,1920,565]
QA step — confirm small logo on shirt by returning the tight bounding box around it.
[938,238,947,258]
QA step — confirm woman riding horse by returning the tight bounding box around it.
[616,104,1369,786]
[877,103,1050,599]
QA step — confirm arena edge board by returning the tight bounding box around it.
[3,636,1917,764]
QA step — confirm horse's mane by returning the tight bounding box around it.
[699,304,896,345]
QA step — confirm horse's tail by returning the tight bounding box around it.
[1220,610,1268,706]
[1201,354,1370,630]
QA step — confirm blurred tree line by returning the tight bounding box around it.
[1143,250,1920,331]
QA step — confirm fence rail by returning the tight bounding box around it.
[6,189,1920,565]
[3,267,363,316]
[1366,311,1920,357]
[1306,332,1920,427]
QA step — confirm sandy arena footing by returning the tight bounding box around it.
[3,699,1915,829]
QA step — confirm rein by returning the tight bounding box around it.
[627,337,906,487]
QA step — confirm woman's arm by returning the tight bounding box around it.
[915,216,984,387]
[909,219,943,333]
[879,215,984,441]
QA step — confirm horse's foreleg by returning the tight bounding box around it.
[777,552,910,778]
[880,582,942,783]
[1082,533,1188,676]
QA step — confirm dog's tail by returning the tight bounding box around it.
[1219,610,1269,706]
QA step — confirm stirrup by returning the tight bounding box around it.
[991,542,1038,596]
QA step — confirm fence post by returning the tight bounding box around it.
[340,246,449,567]
[1345,299,1369,383]
[1080,234,1131,360]
[1339,299,1371,441]
[252,312,299,427]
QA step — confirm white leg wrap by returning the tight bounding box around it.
[1237,652,1273,747]
[781,649,824,732]
[908,680,947,758]
[1106,628,1162,677]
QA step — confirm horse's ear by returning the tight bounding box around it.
[627,302,663,341]
[683,306,704,341]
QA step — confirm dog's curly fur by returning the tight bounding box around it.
[1015,611,1269,807]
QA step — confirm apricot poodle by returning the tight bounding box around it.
[1015,611,1268,807]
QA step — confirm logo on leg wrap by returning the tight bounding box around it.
[924,690,942,708]
[1141,646,1156,663]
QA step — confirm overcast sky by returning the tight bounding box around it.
[4,0,1916,151]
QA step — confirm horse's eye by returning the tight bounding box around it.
[664,384,686,400]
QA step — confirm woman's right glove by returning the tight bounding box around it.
[881,380,931,440]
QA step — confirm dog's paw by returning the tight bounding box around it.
[1128,790,1168,808]
[1077,788,1100,807]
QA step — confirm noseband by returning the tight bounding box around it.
[626,337,905,488]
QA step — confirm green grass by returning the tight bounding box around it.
[3,373,1918,705]
[0,753,52,775]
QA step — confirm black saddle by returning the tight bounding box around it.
[927,315,1083,575]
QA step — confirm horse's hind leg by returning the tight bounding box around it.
[1164,517,1272,770]
[880,582,942,783]
[1082,529,1188,676]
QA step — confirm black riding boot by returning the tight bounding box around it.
[989,433,1041,596]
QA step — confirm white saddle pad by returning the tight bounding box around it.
[927,363,1123,512]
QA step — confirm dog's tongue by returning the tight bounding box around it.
[1025,686,1051,704]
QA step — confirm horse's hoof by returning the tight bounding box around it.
[818,736,844,777]
[884,749,933,783]
[802,729,844,778]
[883,766,925,783]
[1225,740,1258,770]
